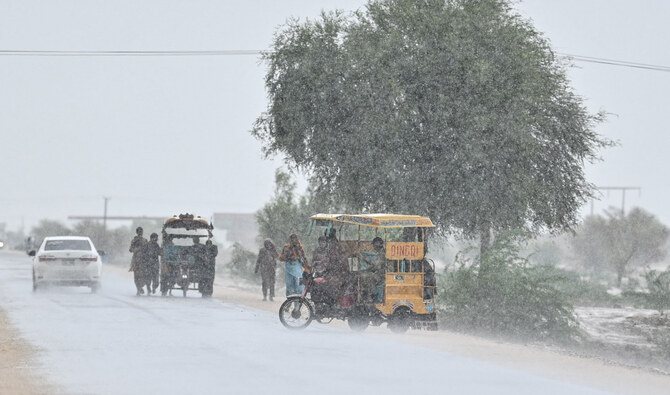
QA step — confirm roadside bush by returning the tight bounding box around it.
[621,269,670,313]
[225,243,258,282]
[644,269,670,315]
[437,233,580,343]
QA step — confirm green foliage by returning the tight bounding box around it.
[642,269,670,314]
[438,232,579,342]
[225,242,258,282]
[253,0,609,247]
[256,169,308,248]
[2,229,26,250]
[571,207,669,287]
[256,169,337,252]
[30,220,73,248]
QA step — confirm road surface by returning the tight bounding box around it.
[0,250,651,394]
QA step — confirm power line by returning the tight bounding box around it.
[2,48,669,73]
[558,53,670,73]
[0,49,264,56]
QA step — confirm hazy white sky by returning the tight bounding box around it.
[1,0,669,233]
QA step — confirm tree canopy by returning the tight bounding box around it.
[252,0,609,249]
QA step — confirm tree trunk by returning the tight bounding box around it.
[616,266,624,288]
[477,224,493,290]
[479,225,491,257]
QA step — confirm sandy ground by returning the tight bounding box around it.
[3,261,670,394]
[0,305,54,394]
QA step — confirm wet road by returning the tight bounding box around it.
[0,250,611,395]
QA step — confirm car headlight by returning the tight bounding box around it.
[0,241,4,248]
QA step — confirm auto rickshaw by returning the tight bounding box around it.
[278,213,438,333]
[161,213,215,297]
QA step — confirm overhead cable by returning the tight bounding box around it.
[1,49,669,73]
[558,53,670,73]
[0,49,264,56]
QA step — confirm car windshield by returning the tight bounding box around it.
[44,239,92,251]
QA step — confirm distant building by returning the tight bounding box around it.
[212,213,258,251]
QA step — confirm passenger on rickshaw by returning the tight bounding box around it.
[321,229,350,305]
[280,234,308,297]
[357,237,385,303]
[311,236,328,276]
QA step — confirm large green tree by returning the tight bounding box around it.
[571,207,669,287]
[252,0,608,252]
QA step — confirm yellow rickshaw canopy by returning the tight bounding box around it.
[310,213,435,228]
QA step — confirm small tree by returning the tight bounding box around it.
[255,169,307,249]
[226,242,258,282]
[30,220,72,248]
[439,232,579,342]
[72,220,107,249]
[644,269,670,315]
[571,207,669,287]
[255,169,336,252]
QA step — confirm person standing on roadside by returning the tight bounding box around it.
[140,232,162,295]
[201,239,218,297]
[279,234,308,297]
[129,227,148,296]
[254,239,278,301]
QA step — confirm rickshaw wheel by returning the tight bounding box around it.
[388,307,412,334]
[279,297,313,330]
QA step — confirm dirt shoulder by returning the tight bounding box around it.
[0,305,53,395]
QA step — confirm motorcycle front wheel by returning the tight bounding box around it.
[279,296,314,330]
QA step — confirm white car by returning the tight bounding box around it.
[30,236,102,292]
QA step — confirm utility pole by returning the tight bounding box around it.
[597,187,641,217]
[102,197,110,246]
